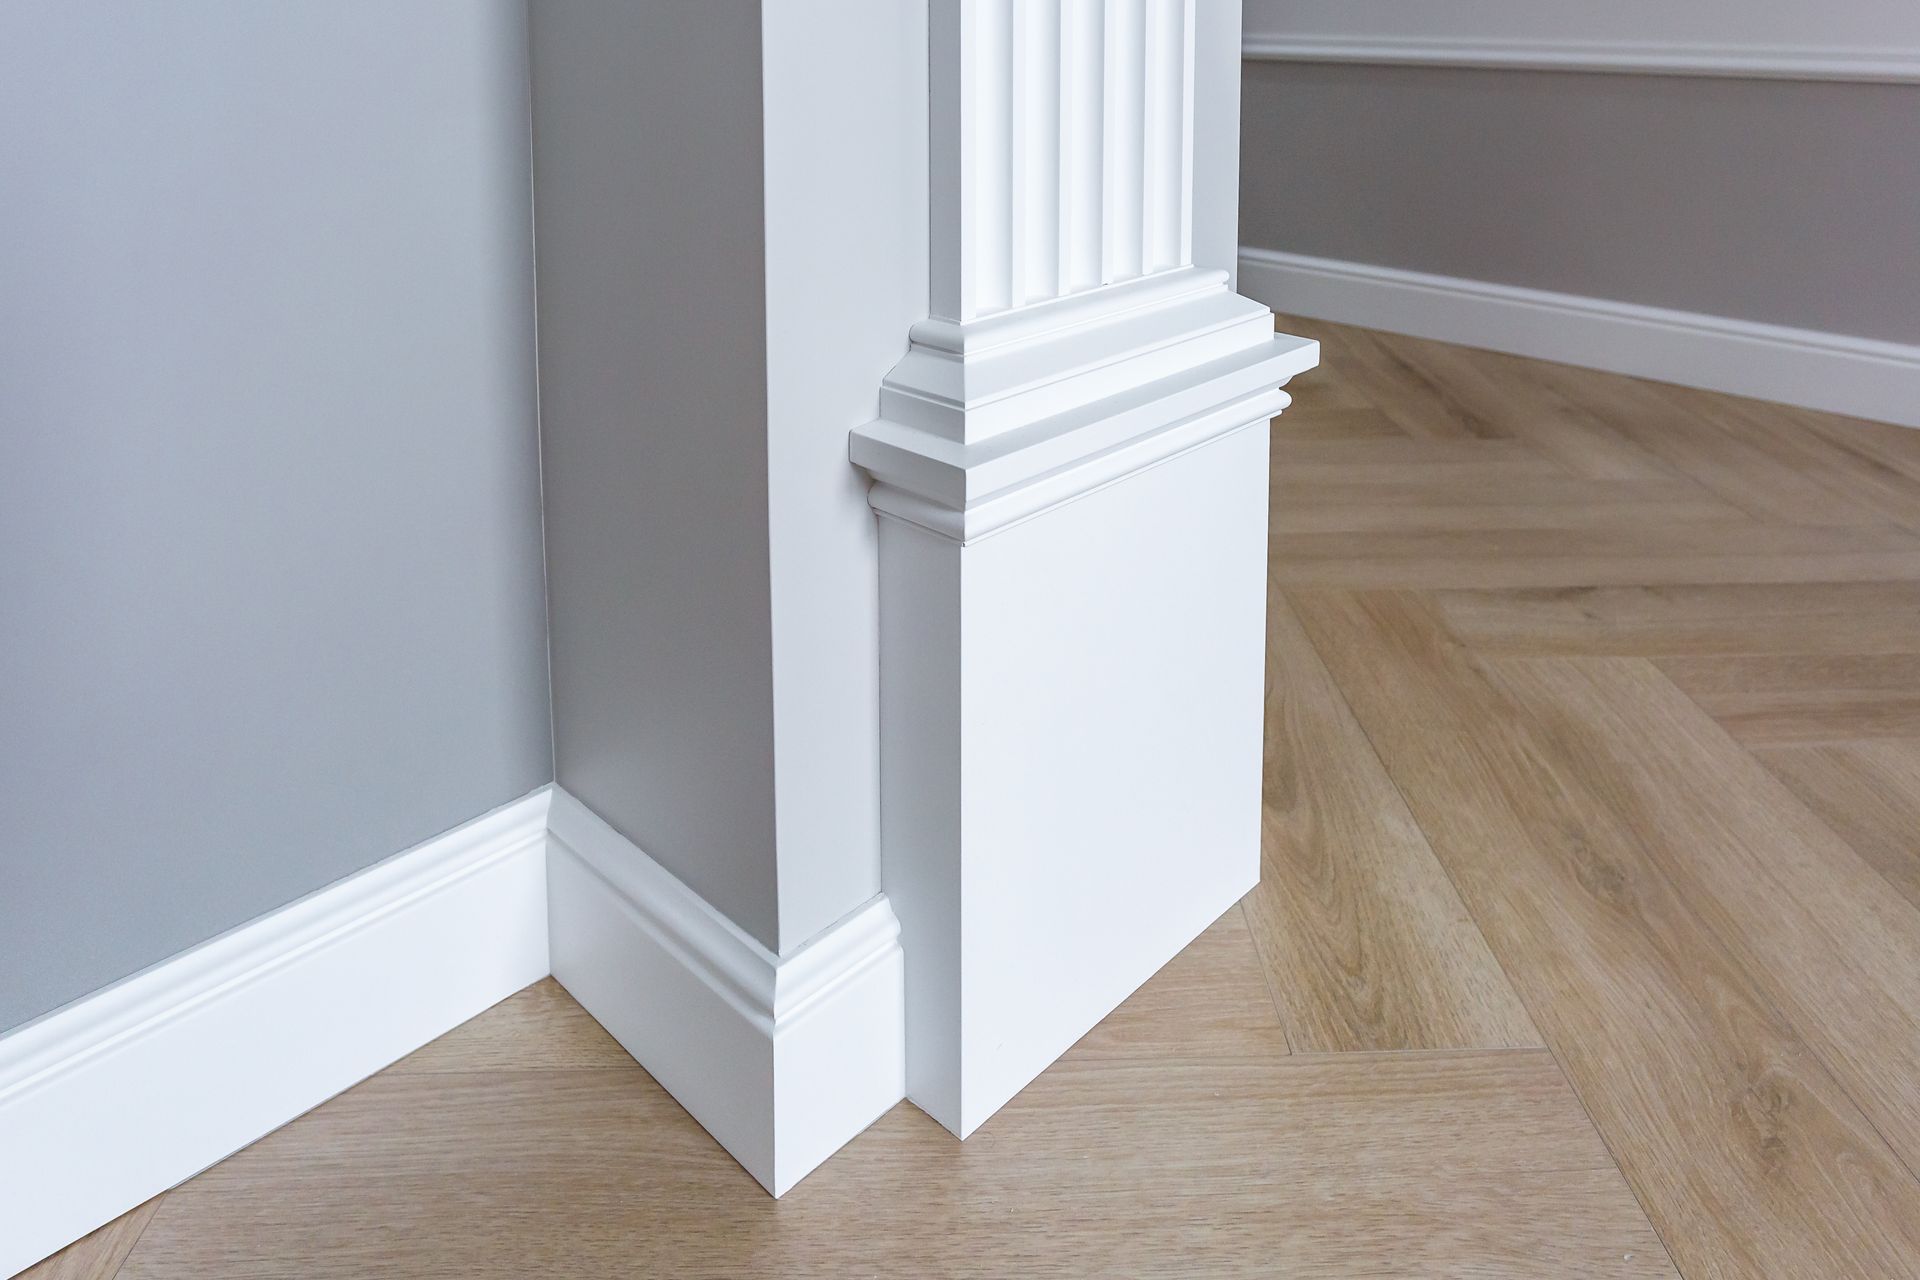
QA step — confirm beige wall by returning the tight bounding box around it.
[1239,62,1920,344]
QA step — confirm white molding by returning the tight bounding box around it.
[852,270,1318,544]
[544,786,904,1196]
[931,0,1199,323]
[1,782,913,1271]
[0,790,553,1279]
[1241,35,1920,84]
[1238,247,1920,430]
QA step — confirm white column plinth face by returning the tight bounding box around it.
[878,422,1273,1136]
[855,0,1319,1138]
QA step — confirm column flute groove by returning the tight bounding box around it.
[1101,0,1147,285]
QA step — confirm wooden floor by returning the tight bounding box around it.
[35,321,1920,1279]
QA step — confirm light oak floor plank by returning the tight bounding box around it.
[1288,588,1920,1280]
[1242,592,1539,1051]
[1067,909,1294,1063]
[387,977,631,1075]
[1505,355,1890,527]
[1655,652,1920,745]
[1373,332,1684,481]
[1270,402,1409,442]
[17,1200,162,1280]
[1432,581,1920,658]
[1272,524,1920,590]
[117,933,1664,1280]
[1792,403,1920,489]
[1270,491,1748,536]
[1270,435,1574,488]
[1755,740,1920,913]
[1486,654,1920,1180]
[1659,382,1920,535]
[1328,323,1514,440]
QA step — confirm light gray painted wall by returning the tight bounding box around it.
[0,1,553,1032]
[1240,63,1920,344]
[529,2,784,951]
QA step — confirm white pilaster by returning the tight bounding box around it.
[853,0,1318,1137]
[934,0,1201,323]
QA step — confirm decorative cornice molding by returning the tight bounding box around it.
[1241,35,1920,84]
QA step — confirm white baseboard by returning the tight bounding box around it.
[545,786,905,1196]
[1241,35,1920,84]
[1238,247,1920,429]
[1,781,913,1272]
[0,789,553,1279]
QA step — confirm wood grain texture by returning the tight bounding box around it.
[1270,436,1572,487]
[386,977,630,1075]
[1243,592,1538,1051]
[1433,582,1920,657]
[17,1199,160,1280]
[1504,356,1885,526]
[1656,652,1920,745]
[1755,740,1920,912]
[1066,910,1293,1062]
[1287,589,1920,1280]
[1487,655,1920,1179]
[1371,331,1680,481]
[1660,383,1920,534]
[1326,322,1511,440]
[1270,477,1747,536]
[1272,524,1920,590]
[116,927,1665,1280]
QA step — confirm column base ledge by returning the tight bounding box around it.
[853,330,1318,544]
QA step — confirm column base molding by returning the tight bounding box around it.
[852,271,1317,543]
[546,787,906,1196]
[856,270,1318,1139]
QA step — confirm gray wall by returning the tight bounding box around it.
[529,2,784,951]
[0,1,553,1032]
[1240,62,1920,344]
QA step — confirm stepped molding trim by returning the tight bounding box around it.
[545,786,905,1196]
[3,784,913,1273]
[852,268,1318,543]
[1241,33,1920,84]
[1238,247,1920,430]
[0,790,553,1279]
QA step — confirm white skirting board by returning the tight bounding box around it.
[0,790,553,1279]
[1238,247,1920,429]
[545,786,905,1196]
[0,783,913,1273]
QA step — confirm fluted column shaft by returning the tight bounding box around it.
[930,0,1196,323]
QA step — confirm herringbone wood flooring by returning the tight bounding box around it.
[31,319,1920,1278]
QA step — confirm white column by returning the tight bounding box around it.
[853,0,1317,1137]
[933,0,1197,322]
